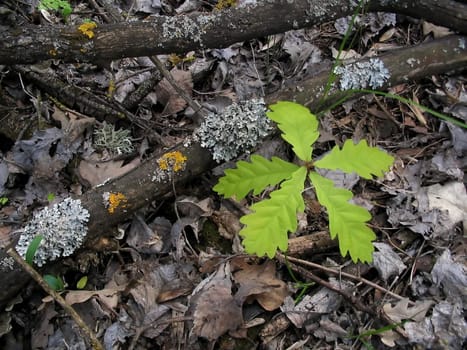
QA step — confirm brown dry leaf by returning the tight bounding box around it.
[379,329,401,347]
[0,225,14,249]
[52,107,95,143]
[233,260,288,311]
[155,68,193,115]
[78,157,140,187]
[189,262,243,341]
[65,286,126,310]
[422,21,453,38]
[212,205,241,240]
[31,302,58,349]
[383,298,434,323]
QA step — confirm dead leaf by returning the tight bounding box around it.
[31,303,58,349]
[372,242,406,281]
[189,262,243,340]
[11,128,78,178]
[283,278,354,328]
[422,21,453,38]
[51,106,95,143]
[156,68,193,115]
[378,329,401,347]
[65,286,125,310]
[383,298,434,323]
[78,157,140,187]
[431,249,467,300]
[127,215,169,254]
[212,205,241,240]
[233,260,288,311]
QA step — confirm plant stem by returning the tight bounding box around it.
[6,248,104,350]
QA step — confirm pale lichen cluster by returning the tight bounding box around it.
[94,122,134,155]
[15,198,90,267]
[162,16,205,46]
[195,98,271,162]
[0,256,15,271]
[334,58,390,90]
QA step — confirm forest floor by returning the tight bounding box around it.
[0,1,466,349]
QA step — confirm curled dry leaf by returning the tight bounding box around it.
[233,259,288,311]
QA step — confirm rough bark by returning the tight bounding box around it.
[1,34,466,307]
[0,0,466,65]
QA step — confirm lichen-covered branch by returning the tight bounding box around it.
[271,35,467,111]
[0,0,466,65]
[0,34,466,307]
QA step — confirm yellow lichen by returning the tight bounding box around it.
[78,22,97,39]
[215,0,236,10]
[157,151,187,172]
[107,79,116,98]
[107,192,127,214]
[49,49,58,56]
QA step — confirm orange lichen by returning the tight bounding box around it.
[78,22,97,39]
[107,192,127,214]
[157,151,187,172]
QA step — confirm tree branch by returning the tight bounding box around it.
[0,0,466,65]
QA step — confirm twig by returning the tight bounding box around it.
[149,56,205,117]
[276,253,375,315]
[276,253,411,304]
[6,248,104,350]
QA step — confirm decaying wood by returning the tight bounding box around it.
[0,0,466,65]
[287,231,336,257]
[1,34,466,306]
[13,65,136,123]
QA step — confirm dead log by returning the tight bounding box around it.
[0,0,466,65]
[0,34,465,306]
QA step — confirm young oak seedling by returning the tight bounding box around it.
[214,101,394,263]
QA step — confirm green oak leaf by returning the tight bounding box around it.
[240,167,307,258]
[314,139,394,179]
[309,172,375,263]
[39,0,72,18]
[267,101,319,162]
[213,155,299,200]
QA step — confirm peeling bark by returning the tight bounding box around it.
[0,0,466,65]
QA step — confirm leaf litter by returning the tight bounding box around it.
[0,1,466,349]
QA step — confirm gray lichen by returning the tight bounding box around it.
[162,15,207,46]
[15,198,90,267]
[334,58,390,90]
[194,99,272,162]
[94,122,134,155]
[0,257,15,271]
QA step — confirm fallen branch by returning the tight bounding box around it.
[0,34,466,306]
[0,0,466,65]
